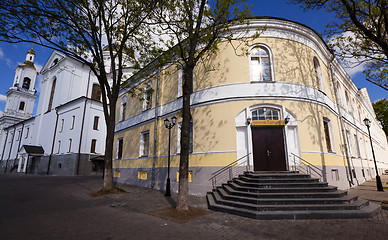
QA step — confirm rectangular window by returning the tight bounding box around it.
[331,169,339,181]
[140,131,150,157]
[91,139,97,153]
[60,119,64,132]
[138,170,147,180]
[91,84,102,101]
[16,130,21,141]
[93,116,99,130]
[25,127,29,139]
[121,102,126,121]
[70,116,75,130]
[354,134,361,158]
[57,140,61,154]
[143,81,152,111]
[177,170,193,182]
[178,68,183,97]
[323,118,333,152]
[68,139,72,153]
[177,122,193,153]
[117,138,123,160]
[114,170,121,178]
[346,131,353,156]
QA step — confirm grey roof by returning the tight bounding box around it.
[21,145,44,154]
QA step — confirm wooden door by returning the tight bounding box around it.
[252,127,286,171]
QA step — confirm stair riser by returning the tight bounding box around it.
[239,178,320,183]
[218,193,355,205]
[243,174,312,179]
[214,199,362,211]
[222,187,346,199]
[228,185,337,193]
[233,182,328,188]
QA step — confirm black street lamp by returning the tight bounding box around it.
[363,118,384,192]
[164,116,177,196]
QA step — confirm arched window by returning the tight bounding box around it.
[48,78,56,111]
[252,107,280,120]
[313,57,324,91]
[249,45,273,82]
[91,84,102,101]
[22,77,31,89]
[120,96,127,121]
[19,102,25,111]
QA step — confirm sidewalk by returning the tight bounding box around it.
[347,173,388,204]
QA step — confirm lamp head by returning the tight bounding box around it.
[171,116,177,125]
[363,118,370,127]
[164,118,170,128]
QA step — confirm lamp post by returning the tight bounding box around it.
[363,118,384,192]
[164,116,177,196]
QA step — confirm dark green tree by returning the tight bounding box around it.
[373,98,388,136]
[0,0,156,191]
[290,0,388,91]
[149,0,254,211]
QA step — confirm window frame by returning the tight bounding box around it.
[117,138,123,160]
[93,116,99,130]
[249,44,275,82]
[139,131,150,157]
[313,57,324,92]
[143,81,152,111]
[91,83,102,102]
[91,139,97,153]
[323,118,335,153]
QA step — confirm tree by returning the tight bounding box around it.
[290,0,388,91]
[0,0,156,191]
[149,0,253,211]
[373,98,388,136]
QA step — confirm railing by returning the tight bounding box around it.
[290,153,323,181]
[209,153,251,190]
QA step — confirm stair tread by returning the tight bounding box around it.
[233,179,327,186]
[239,176,320,182]
[212,191,367,209]
[217,187,356,203]
[207,193,381,220]
[222,185,346,197]
[228,182,336,191]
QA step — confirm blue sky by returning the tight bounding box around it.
[0,0,386,115]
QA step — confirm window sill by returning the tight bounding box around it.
[250,80,276,83]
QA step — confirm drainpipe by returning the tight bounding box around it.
[2,130,9,172]
[151,68,161,188]
[76,69,92,175]
[329,52,353,186]
[5,126,16,173]
[47,108,60,175]
[14,123,25,169]
[1,130,9,173]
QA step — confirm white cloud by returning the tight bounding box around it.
[0,47,4,59]
[0,94,7,102]
[0,110,3,118]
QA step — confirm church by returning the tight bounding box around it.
[0,48,106,175]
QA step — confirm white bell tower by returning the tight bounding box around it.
[3,47,38,122]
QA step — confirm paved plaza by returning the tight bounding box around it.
[0,174,387,240]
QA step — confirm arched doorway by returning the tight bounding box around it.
[250,107,286,171]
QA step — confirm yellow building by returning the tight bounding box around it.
[113,17,388,195]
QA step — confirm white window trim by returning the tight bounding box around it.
[248,43,275,82]
[139,131,150,157]
[142,81,152,111]
[178,68,183,97]
[120,96,127,122]
[323,118,335,153]
[313,57,325,92]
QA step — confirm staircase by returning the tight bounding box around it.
[207,171,381,220]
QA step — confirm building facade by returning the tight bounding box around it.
[112,17,388,195]
[0,49,107,175]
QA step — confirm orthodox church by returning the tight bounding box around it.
[0,48,106,175]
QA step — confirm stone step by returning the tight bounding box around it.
[228,181,337,193]
[239,176,320,183]
[217,187,358,205]
[212,190,369,211]
[207,192,381,220]
[243,172,311,179]
[233,178,328,188]
[222,185,347,199]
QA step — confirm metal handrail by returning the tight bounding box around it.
[209,153,251,190]
[290,153,323,181]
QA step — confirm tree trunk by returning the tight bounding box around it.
[103,104,116,191]
[176,65,193,211]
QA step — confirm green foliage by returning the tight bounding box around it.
[373,98,388,136]
[290,0,388,91]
